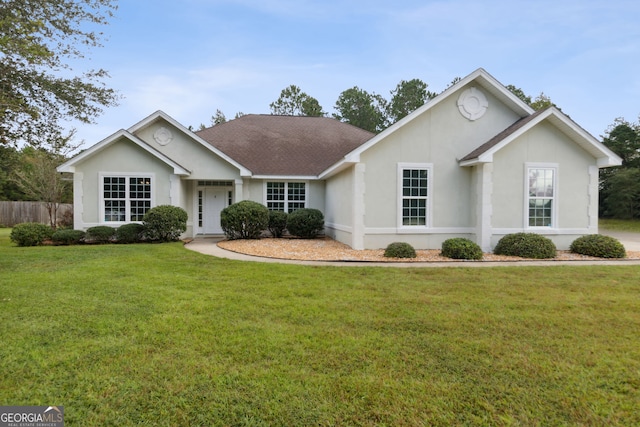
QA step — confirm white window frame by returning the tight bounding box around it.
[524,163,558,229]
[99,172,155,224]
[397,163,433,229]
[264,181,308,213]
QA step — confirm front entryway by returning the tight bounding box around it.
[203,188,227,234]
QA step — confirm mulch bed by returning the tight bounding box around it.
[217,236,640,262]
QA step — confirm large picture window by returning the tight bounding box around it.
[102,175,152,222]
[266,182,306,212]
[398,164,432,227]
[527,166,556,227]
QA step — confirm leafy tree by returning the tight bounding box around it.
[600,168,640,219]
[13,133,76,227]
[270,85,324,116]
[601,118,640,168]
[212,109,227,125]
[506,85,532,105]
[333,86,387,133]
[599,117,640,218]
[506,86,555,111]
[0,0,119,146]
[195,109,228,130]
[387,79,436,124]
[0,145,28,200]
[530,92,554,111]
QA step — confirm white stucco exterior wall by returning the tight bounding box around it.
[70,139,175,229]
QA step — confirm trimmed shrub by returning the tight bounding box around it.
[143,205,188,242]
[268,210,288,238]
[286,208,324,239]
[220,201,269,240]
[10,223,54,247]
[384,242,417,258]
[570,234,626,258]
[86,226,116,243]
[494,233,557,259]
[441,238,483,260]
[116,223,145,244]
[52,229,86,245]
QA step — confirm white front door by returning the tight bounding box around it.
[203,188,227,234]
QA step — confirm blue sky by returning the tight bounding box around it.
[70,0,640,147]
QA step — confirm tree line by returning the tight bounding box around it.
[197,79,438,133]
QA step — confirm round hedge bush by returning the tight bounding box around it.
[143,205,188,242]
[384,242,417,258]
[441,238,483,260]
[10,223,54,247]
[85,225,116,243]
[116,223,145,243]
[221,201,269,240]
[570,234,626,258]
[52,229,86,245]
[286,208,324,239]
[493,233,557,259]
[268,210,288,238]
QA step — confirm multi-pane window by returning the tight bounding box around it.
[266,182,306,212]
[528,167,555,227]
[401,168,429,226]
[103,175,152,222]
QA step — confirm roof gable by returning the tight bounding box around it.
[57,129,191,175]
[128,110,252,176]
[196,115,374,177]
[459,107,622,167]
[331,68,534,168]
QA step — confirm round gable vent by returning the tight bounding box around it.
[153,127,173,146]
[457,87,488,121]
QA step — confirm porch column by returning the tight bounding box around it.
[234,179,244,202]
[475,163,493,252]
[73,172,84,230]
[587,165,598,233]
[352,163,366,250]
[169,174,181,205]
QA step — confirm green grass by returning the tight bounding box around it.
[1,228,639,426]
[600,218,640,232]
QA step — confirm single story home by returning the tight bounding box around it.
[58,68,621,251]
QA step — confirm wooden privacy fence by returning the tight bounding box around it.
[0,201,73,227]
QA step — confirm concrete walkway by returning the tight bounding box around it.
[185,232,640,268]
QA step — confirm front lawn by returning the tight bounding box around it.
[1,228,639,425]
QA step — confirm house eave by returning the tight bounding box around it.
[319,157,359,179]
[251,174,319,180]
[459,157,492,167]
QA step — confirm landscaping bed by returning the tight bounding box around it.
[218,236,640,262]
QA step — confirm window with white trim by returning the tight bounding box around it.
[102,175,152,222]
[527,166,556,227]
[399,165,431,226]
[266,182,306,212]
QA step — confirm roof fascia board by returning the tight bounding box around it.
[127,110,252,176]
[319,158,358,179]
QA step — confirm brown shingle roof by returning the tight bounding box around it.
[460,108,550,162]
[195,115,375,176]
